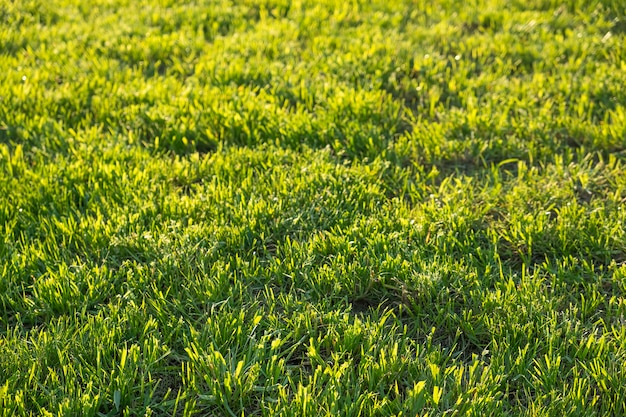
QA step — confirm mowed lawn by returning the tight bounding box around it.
[1,0,626,415]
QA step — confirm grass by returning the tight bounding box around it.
[1,0,626,415]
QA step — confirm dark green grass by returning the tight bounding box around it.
[1,0,626,415]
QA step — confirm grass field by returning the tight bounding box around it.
[1,0,626,415]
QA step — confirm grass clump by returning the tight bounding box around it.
[1,0,626,415]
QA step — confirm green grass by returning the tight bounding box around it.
[1,0,626,415]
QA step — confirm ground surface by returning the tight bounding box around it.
[1,0,626,415]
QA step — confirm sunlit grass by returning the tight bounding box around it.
[1,0,625,415]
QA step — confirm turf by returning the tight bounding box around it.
[1,0,626,415]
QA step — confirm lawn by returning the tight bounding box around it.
[1,0,626,415]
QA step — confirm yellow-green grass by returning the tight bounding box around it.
[1,0,626,415]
